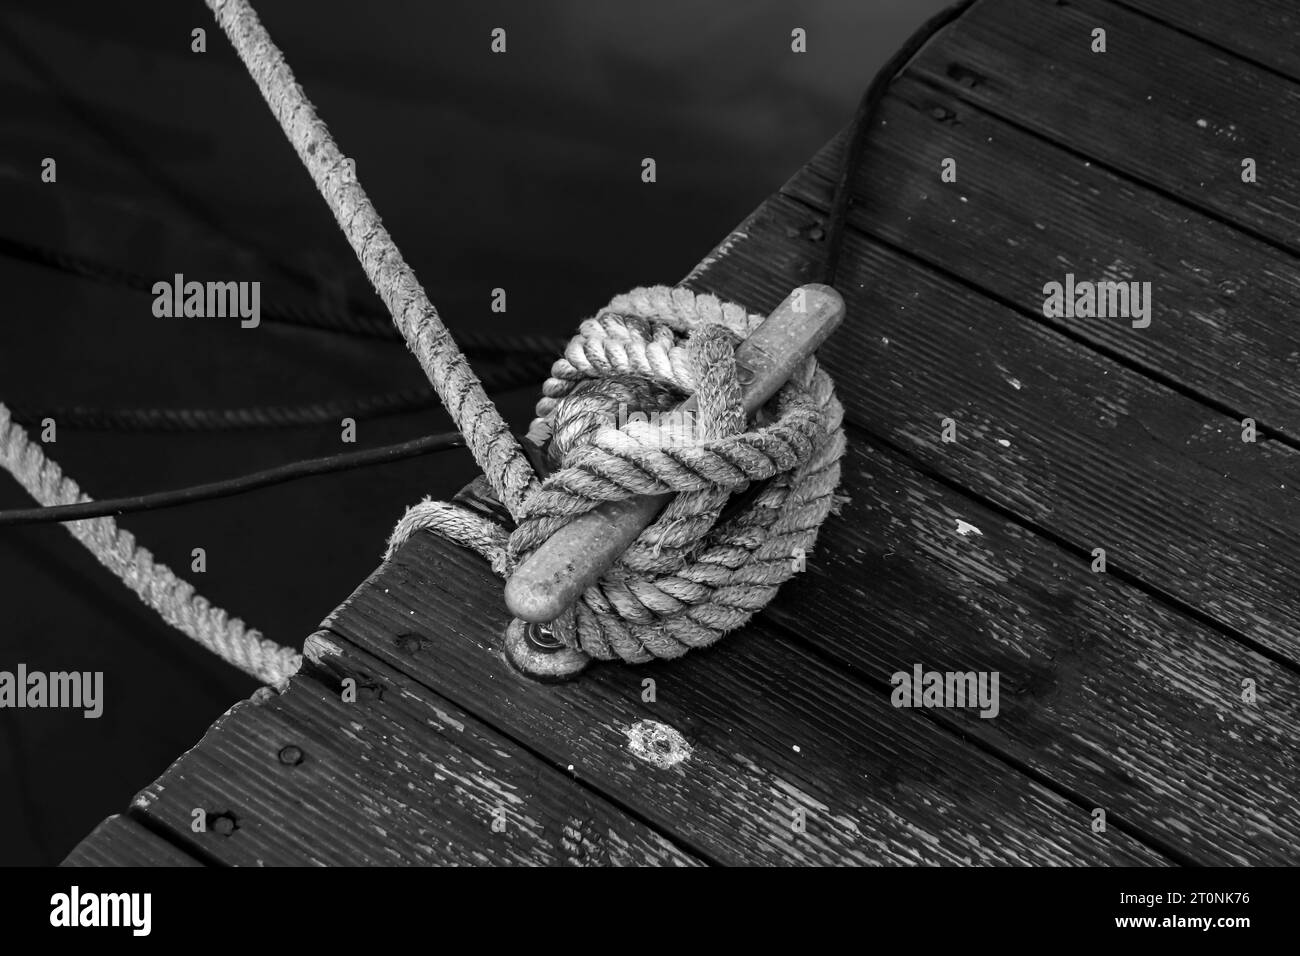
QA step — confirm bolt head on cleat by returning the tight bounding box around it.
[504,618,590,681]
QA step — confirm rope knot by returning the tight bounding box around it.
[556,322,744,471]
[503,286,846,663]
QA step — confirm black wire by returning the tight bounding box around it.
[9,390,444,433]
[0,235,569,354]
[0,17,393,329]
[8,353,556,433]
[3,2,974,526]
[0,431,464,527]
[821,0,977,287]
[718,0,975,528]
[0,232,566,431]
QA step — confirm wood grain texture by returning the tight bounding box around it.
[908,0,1300,250]
[323,533,1168,866]
[1115,0,1300,82]
[49,0,1300,869]
[62,815,204,867]
[125,638,697,866]
[766,436,1300,865]
[687,193,1300,670]
[784,75,1300,440]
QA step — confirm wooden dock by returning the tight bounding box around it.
[58,0,1300,865]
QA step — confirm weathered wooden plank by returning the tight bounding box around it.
[691,170,1300,865]
[908,0,1300,249]
[62,815,204,867]
[783,75,1300,439]
[1116,0,1300,82]
[770,436,1300,864]
[688,192,1300,670]
[323,534,1169,865]
[128,639,697,866]
[35,0,1287,871]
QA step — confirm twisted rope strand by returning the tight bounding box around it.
[0,404,301,686]
[1,0,962,679]
[208,0,845,668]
[10,351,555,433]
[1,231,570,357]
[206,0,539,518]
[390,286,846,665]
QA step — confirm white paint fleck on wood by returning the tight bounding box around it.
[625,720,692,769]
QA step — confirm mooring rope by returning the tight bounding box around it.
[385,289,845,662]
[205,0,539,519]
[0,0,968,683]
[395,288,845,662]
[0,234,566,351]
[208,0,848,665]
[9,352,555,433]
[0,404,301,685]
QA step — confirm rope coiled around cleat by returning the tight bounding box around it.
[392,285,846,664]
[206,0,847,669]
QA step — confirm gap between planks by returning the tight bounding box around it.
[62,814,206,867]
[796,72,1300,445]
[696,189,1300,669]
[677,203,1300,860]
[122,634,703,867]
[748,85,1300,671]
[322,542,1173,865]
[913,0,1300,259]
[1111,0,1300,87]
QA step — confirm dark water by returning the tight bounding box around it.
[0,0,950,864]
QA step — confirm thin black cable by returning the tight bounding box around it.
[9,390,444,433]
[4,3,973,526]
[0,232,565,431]
[0,17,370,321]
[821,0,977,287]
[0,234,569,354]
[718,0,975,528]
[0,431,464,527]
[9,352,556,433]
